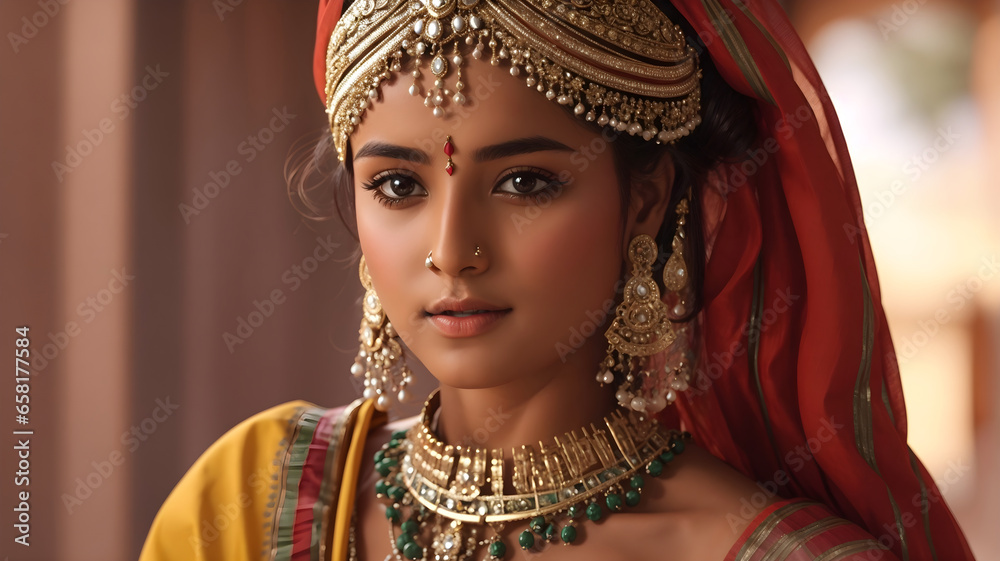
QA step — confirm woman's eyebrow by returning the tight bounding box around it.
[471,136,574,162]
[353,141,429,164]
[353,136,574,164]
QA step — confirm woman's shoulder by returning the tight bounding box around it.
[138,398,367,561]
[626,442,899,560]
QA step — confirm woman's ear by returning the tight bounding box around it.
[625,154,675,243]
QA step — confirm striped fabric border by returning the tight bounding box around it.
[851,255,909,560]
[701,0,776,104]
[272,407,328,561]
[748,255,783,469]
[731,0,790,71]
[731,499,892,560]
[733,500,813,559]
[312,402,360,561]
[812,540,884,561]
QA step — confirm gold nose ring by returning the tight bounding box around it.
[425,251,435,269]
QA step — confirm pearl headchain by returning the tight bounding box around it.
[324,0,703,161]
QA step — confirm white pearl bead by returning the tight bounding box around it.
[351,363,364,376]
[602,371,615,384]
[673,304,685,316]
[630,397,646,411]
[665,389,677,403]
[398,389,410,403]
[376,394,391,411]
[615,389,630,403]
[648,395,666,412]
[363,387,375,399]
[409,84,419,96]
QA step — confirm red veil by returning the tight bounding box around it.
[312,0,975,559]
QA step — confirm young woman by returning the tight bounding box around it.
[139,0,975,559]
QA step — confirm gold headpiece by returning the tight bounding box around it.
[324,0,703,161]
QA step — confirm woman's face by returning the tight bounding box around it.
[350,55,663,391]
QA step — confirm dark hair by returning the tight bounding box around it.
[286,0,759,322]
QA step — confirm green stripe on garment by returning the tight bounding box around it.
[852,254,910,560]
[749,256,783,469]
[761,516,850,561]
[734,500,817,559]
[813,539,883,561]
[908,448,940,561]
[272,407,327,561]
[700,0,776,105]
[731,0,790,71]
[310,401,362,561]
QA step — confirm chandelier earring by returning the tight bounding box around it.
[660,192,694,402]
[598,193,694,413]
[351,255,415,411]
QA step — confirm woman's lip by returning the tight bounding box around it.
[426,309,511,338]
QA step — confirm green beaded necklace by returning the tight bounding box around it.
[372,391,689,561]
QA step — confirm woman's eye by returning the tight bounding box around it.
[495,170,561,196]
[363,173,427,200]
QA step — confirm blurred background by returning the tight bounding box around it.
[0,0,996,559]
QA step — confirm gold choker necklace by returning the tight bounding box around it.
[372,390,689,560]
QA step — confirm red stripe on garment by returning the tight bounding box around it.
[291,407,341,560]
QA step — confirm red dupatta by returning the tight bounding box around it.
[312,1,975,559]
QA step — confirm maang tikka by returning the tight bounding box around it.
[598,194,693,413]
[352,255,415,411]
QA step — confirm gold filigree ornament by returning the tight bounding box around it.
[597,225,694,414]
[352,255,415,411]
[372,389,690,560]
[323,0,703,161]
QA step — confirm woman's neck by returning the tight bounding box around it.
[432,343,619,453]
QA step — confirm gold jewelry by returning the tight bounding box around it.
[425,251,435,269]
[352,256,414,411]
[374,389,689,560]
[323,0,702,162]
[598,197,694,413]
[474,245,481,257]
[663,196,690,298]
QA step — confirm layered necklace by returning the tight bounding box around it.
[369,390,689,560]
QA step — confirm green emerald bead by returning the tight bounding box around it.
[567,504,582,518]
[489,540,507,558]
[544,523,556,541]
[647,459,663,477]
[388,438,401,449]
[374,450,386,464]
[626,489,641,507]
[403,541,423,560]
[630,475,644,490]
[396,533,412,550]
[519,530,535,549]
[375,480,390,495]
[671,439,686,454]
[586,502,602,521]
[660,450,675,463]
[530,516,546,534]
[376,460,391,477]
[605,493,623,511]
[388,485,406,501]
[385,506,400,523]
[401,520,419,534]
[392,429,409,440]
[560,525,578,544]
